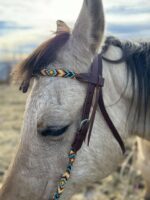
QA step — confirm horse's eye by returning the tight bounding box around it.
[39,125,69,137]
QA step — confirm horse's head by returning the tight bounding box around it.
[0,1,106,200]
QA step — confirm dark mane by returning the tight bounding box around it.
[103,36,150,129]
[12,32,70,92]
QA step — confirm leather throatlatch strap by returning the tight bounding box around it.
[98,54,125,154]
[72,54,125,154]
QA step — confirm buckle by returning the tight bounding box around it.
[79,119,90,131]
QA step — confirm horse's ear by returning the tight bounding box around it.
[71,0,105,55]
[56,20,71,34]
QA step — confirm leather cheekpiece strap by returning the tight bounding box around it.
[72,54,126,154]
[72,55,104,152]
[98,55,125,154]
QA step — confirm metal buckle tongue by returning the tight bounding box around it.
[79,119,90,131]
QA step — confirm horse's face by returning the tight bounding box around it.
[24,63,87,199]
[18,44,94,200]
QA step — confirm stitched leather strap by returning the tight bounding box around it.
[98,55,125,154]
[72,54,125,154]
[72,56,103,152]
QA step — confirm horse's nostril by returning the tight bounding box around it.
[38,125,69,137]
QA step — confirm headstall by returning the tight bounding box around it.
[39,53,125,200]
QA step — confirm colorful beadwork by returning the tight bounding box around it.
[53,149,77,200]
[41,68,77,79]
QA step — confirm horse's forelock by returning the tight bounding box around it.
[12,32,70,91]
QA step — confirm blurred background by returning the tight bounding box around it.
[0,0,150,199]
[0,0,150,81]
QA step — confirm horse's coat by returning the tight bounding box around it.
[0,0,150,200]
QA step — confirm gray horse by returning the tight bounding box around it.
[0,0,150,200]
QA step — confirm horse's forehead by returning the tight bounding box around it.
[32,77,86,116]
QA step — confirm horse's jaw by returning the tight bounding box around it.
[0,151,45,200]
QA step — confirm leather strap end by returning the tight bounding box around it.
[76,73,104,87]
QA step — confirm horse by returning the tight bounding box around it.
[0,0,150,199]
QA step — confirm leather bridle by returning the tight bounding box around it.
[39,53,125,200]
[72,53,125,154]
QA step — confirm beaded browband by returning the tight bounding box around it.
[40,68,77,79]
[40,55,125,200]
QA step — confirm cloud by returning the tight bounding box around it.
[0,21,32,36]
[106,13,150,26]
[107,23,150,39]
[0,0,53,26]
[104,0,150,9]
[0,0,149,59]
[0,0,149,30]
[103,0,150,38]
[106,6,150,15]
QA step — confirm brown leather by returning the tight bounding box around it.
[98,55,125,154]
[71,56,102,151]
[72,54,125,154]
[76,73,104,86]
[87,86,100,145]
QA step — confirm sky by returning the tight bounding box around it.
[0,0,150,60]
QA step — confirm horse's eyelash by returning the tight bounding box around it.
[40,125,69,137]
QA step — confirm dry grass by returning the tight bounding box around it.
[0,84,27,182]
[0,84,146,200]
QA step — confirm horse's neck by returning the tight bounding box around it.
[102,44,150,141]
